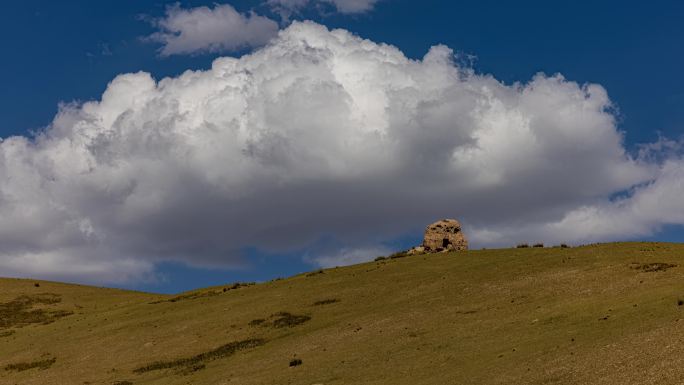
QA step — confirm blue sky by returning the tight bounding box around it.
[3,1,683,143]
[0,1,683,293]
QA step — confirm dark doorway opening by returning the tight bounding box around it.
[442,238,450,248]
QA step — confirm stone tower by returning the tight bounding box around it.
[420,219,468,253]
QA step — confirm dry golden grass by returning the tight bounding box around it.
[1,242,684,384]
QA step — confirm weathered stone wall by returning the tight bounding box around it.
[421,219,468,252]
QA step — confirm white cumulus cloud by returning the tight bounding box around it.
[147,3,279,56]
[267,0,379,19]
[1,21,682,284]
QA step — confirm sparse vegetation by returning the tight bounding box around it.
[223,282,255,292]
[313,298,340,306]
[306,270,324,277]
[133,338,265,375]
[0,330,15,338]
[4,357,56,372]
[389,251,408,259]
[289,358,302,367]
[560,243,570,248]
[112,381,133,385]
[533,243,544,248]
[3,242,684,384]
[516,243,529,248]
[248,318,266,326]
[149,291,220,304]
[151,283,255,304]
[374,256,387,261]
[629,262,677,272]
[271,312,311,328]
[249,312,311,328]
[0,294,72,329]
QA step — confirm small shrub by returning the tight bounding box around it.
[271,312,311,328]
[248,318,265,326]
[313,298,340,306]
[34,283,40,288]
[516,243,529,248]
[678,299,684,306]
[389,251,408,259]
[374,256,386,261]
[4,357,56,372]
[289,358,303,367]
[560,244,570,248]
[533,243,544,248]
[228,282,255,290]
[306,270,324,277]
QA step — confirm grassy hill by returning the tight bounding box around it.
[2,242,684,385]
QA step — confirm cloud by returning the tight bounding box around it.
[466,157,684,247]
[267,0,379,18]
[308,245,392,268]
[1,21,681,284]
[147,3,279,56]
[330,0,379,13]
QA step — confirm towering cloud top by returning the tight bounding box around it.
[0,21,680,284]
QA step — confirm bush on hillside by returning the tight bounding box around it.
[389,251,408,259]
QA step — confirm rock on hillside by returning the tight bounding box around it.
[410,219,468,254]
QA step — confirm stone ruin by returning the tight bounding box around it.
[408,219,468,255]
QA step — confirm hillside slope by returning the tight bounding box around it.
[2,242,684,384]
